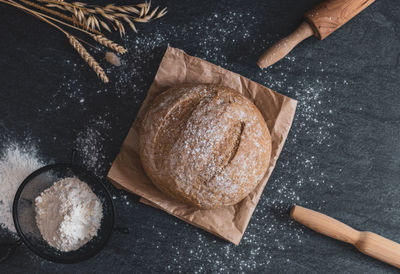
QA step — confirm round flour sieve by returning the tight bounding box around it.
[11,163,115,263]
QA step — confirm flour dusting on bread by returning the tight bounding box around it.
[139,85,272,209]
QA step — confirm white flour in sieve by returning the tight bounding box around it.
[35,177,103,252]
[0,144,43,233]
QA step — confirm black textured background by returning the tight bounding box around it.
[1,0,400,273]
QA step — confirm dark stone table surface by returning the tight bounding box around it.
[1,0,399,273]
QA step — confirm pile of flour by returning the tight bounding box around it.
[0,144,43,233]
[35,177,103,252]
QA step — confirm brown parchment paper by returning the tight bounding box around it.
[107,46,297,245]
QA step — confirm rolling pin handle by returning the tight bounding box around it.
[257,22,314,69]
[291,205,400,268]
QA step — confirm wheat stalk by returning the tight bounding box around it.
[21,4,128,54]
[68,35,109,83]
[18,0,102,35]
[11,1,127,55]
[2,0,109,83]
[38,0,167,36]
[91,34,127,54]
[0,0,167,82]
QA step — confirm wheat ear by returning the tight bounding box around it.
[91,34,127,54]
[68,35,109,83]
[18,0,102,35]
[15,3,123,54]
[2,0,109,83]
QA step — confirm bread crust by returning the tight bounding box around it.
[139,85,271,209]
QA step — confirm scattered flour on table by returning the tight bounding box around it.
[50,9,339,272]
[0,143,44,233]
[125,12,337,272]
[138,12,338,272]
[35,177,103,252]
[74,116,111,177]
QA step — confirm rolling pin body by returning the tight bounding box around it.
[291,205,400,268]
[305,0,375,40]
[258,0,375,68]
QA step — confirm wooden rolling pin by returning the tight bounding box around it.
[291,205,400,268]
[257,0,375,68]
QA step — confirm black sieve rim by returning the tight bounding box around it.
[12,163,115,264]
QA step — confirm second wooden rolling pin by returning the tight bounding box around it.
[291,205,400,268]
[257,0,375,68]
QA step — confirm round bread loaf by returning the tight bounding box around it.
[139,85,272,209]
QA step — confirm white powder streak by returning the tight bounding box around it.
[0,144,43,233]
